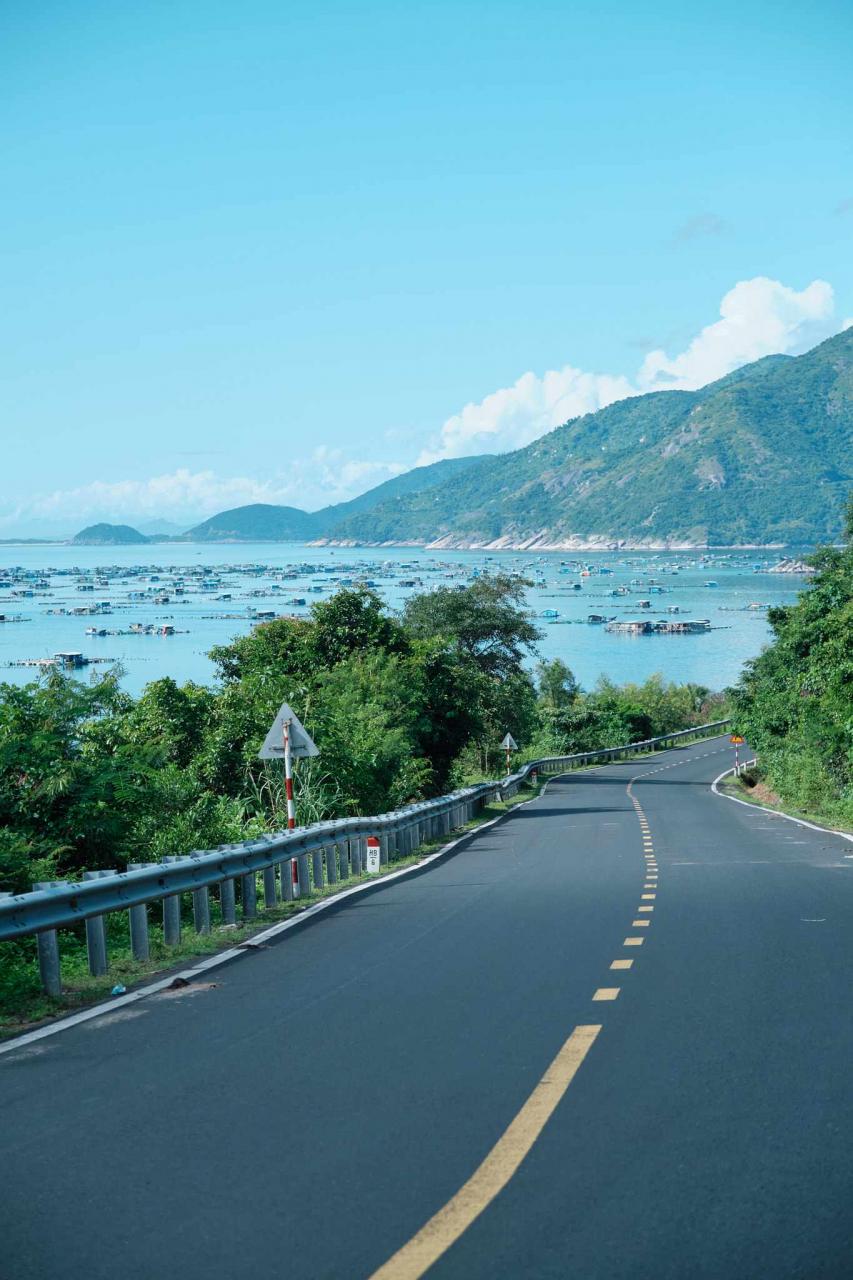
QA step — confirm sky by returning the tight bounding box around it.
[1,0,852,534]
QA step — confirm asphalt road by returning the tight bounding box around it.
[2,735,853,1279]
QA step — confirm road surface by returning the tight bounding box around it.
[2,734,852,1279]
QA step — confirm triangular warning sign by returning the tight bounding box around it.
[258,702,319,760]
[501,733,518,751]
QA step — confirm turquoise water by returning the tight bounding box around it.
[0,542,809,695]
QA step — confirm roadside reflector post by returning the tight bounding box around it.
[297,852,310,897]
[366,836,381,873]
[730,734,745,776]
[241,872,258,919]
[220,876,237,926]
[161,858,182,946]
[127,864,150,961]
[83,869,115,976]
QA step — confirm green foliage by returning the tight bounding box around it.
[732,505,853,824]
[0,578,717,900]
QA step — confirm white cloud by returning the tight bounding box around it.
[420,276,844,462]
[1,452,406,531]
[418,368,635,465]
[637,277,836,391]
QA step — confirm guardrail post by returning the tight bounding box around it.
[241,872,258,919]
[312,847,325,891]
[281,859,294,900]
[263,866,277,909]
[191,858,211,934]
[83,869,114,976]
[161,856,182,945]
[127,864,150,961]
[220,876,237,925]
[379,832,389,866]
[30,884,63,997]
[296,853,310,897]
[325,844,338,885]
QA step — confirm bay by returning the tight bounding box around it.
[0,542,809,695]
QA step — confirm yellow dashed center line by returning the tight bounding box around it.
[592,988,620,1001]
[369,1025,602,1279]
[610,959,633,970]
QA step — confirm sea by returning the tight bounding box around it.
[0,543,812,697]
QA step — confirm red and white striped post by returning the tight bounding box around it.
[283,718,296,829]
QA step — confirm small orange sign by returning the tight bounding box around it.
[730,734,745,744]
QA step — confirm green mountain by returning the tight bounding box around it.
[184,456,485,541]
[70,523,149,546]
[188,504,319,542]
[331,329,853,548]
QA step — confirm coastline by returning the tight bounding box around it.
[308,536,790,553]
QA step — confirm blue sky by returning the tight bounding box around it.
[1,0,851,532]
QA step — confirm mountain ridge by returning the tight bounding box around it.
[328,329,853,549]
[183,456,486,541]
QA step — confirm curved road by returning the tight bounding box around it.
[2,735,853,1278]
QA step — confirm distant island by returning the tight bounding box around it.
[70,523,150,546]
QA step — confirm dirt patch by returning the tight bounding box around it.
[157,979,219,1000]
[748,780,782,806]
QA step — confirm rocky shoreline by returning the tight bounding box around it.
[309,535,789,552]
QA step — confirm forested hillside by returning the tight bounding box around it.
[333,329,853,547]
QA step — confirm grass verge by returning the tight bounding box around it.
[719,769,853,837]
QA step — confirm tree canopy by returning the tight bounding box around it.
[732,495,853,824]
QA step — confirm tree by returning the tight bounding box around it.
[536,659,579,710]
[402,575,540,679]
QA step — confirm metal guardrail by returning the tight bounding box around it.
[0,720,729,995]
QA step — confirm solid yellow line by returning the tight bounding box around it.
[369,1024,602,1280]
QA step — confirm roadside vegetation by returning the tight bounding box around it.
[731,496,853,829]
[1,574,724,1024]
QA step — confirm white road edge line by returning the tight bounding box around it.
[1,787,553,1058]
[711,766,853,844]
